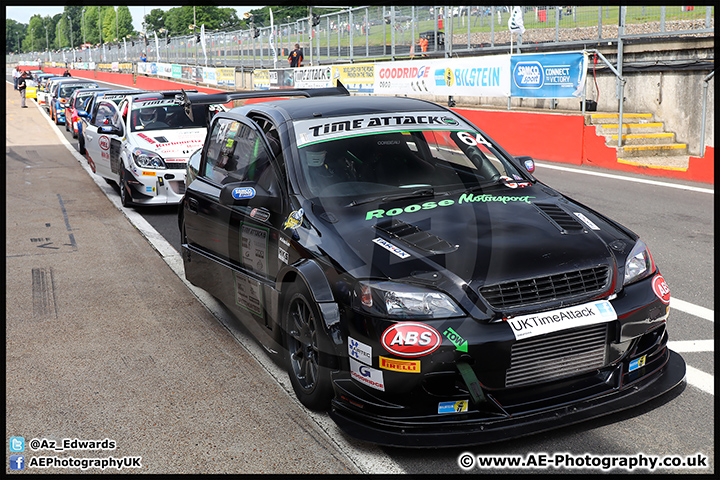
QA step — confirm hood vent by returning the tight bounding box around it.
[534,203,584,234]
[375,219,457,255]
[154,136,169,143]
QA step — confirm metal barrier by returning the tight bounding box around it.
[8,5,714,67]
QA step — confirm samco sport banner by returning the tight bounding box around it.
[511,51,588,98]
[374,56,511,97]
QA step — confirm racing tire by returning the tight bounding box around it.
[283,282,333,411]
[78,137,85,155]
[119,169,132,208]
[65,118,70,132]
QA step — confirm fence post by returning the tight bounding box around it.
[556,7,560,43]
[660,6,666,32]
[598,6,602,39]
[349,9,354,62]
[390,6,396,60]
[491,6,495,47]
[617,7,626,148]
[706,6,713,28]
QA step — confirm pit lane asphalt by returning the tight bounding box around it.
[8,79,714,474]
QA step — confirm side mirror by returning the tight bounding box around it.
[515,155,535,174]
[219,181,280,212]
[98,125,121,136]
[77,110,90,118]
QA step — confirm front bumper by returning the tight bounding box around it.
[124,164,187,205]
[326,272,686,447]
[330,349,685,447]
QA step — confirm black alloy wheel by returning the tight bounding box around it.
[119,169,131,207]
[284,282,333,410]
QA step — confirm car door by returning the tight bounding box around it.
[85,100,123,181]
[184,115,286,327]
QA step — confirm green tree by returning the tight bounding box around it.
[101,6,116,43]
[6,19,26,53]
[84,6,100,45]
[143,8,167,34]
[117,6,134,37]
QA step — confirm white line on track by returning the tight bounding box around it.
[37,96,405,474]
[37,88,714,460]
[535,161,715,194]
[684,365,715,396]
[667,340,714,353]
[671,298,714,322]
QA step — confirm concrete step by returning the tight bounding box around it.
[605,132,676,146]
[616,154,691,171]
[586,112,654,124]
[617,143,688,157]
[597,122,666,134]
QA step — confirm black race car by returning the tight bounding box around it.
[177,83,685,447]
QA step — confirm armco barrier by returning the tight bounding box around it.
[38,68,713,185]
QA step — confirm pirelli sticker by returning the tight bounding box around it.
[379,356,421,373]
[507,300,617,340]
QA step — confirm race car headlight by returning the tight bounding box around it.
[623,240,655,285]
[359,281,464,319]
[132,148,166,169]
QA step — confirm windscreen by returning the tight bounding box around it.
[60,84,96,98]
[130,102,209,132]
[292,112,526,199]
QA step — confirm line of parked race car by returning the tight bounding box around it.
[24,69,686,448]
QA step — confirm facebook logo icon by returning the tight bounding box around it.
[10,436,25,452]
[10,455,25,470]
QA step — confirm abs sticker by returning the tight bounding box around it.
[381,322,441,357]
[438,400,469,414]
[651,274,670,304]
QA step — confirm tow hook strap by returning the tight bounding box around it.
[456,361,488,405]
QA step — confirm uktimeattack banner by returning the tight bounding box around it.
[510,51,588,98]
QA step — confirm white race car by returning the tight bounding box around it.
[82,90,223,207]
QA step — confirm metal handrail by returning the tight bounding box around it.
[700,70,715,157]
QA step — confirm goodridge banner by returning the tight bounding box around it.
[374,56,511,97]
[511,51,588,98]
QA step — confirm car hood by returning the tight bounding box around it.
[302,183,629,302]
[132,128,206,159]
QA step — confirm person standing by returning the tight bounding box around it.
[140,52,147,62]
[288,44,303,68]
[18,71,29,108]
[13,66,22,90]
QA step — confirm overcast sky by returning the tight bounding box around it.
[5,6,259,33]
